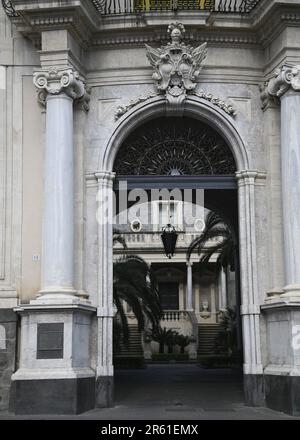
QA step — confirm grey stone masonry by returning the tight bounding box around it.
[0,309,17,412]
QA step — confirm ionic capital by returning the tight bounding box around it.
[33,67,90,108]
[268,64,300,98]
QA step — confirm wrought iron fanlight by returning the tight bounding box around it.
[161,224,178,259]
[113,117,236,176]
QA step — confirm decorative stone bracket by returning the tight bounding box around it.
[33,67,90,111]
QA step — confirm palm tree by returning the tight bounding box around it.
[214,308,238,356]
[175,334,192,354]
[113,233,162,344]
[187,211,236,274]
[187,212,242,361]
[152,327,178,354]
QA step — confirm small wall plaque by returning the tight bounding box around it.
[37,323,64,359]
[0,324,6,350]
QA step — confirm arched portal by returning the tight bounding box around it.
[95,96,264,408]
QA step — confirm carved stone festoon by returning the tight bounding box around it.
[145,22,207,106]
[33,67,90,110]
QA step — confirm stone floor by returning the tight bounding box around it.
[0,364,298,419]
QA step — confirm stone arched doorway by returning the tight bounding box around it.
[95,96,265,407]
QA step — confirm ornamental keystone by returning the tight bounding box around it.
[146,22,207,106]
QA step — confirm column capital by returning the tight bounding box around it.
[268,64,300,99]
[33,67,90,110]
[95,171,116,186]
[236,170,267,187]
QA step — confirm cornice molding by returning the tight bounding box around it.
[7,1,300,52]
[91,31,260,48]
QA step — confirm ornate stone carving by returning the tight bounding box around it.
[268,64,300,98]
[33,68,90,109]
[115,90,236,120]
[194,90,237,116]
[115,92,159,120]
[259,81,279,111]
[145,22,207,106]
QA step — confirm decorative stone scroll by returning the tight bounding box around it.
[145,22,207,106]
[268,64,300,98]
[33,67,90,110]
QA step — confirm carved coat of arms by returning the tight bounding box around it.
[145,22,207,105]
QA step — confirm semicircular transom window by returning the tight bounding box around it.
[113,117,236,176]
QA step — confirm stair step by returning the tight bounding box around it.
[197,324,221,355]
[116,325,143,357]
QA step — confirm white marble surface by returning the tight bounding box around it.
[0,324,6,350]
[41,93,75,295]
[186,262,193,311]
[281,92,300,291]
[12,305,95,381]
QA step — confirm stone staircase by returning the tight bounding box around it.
[115,325,143,357]
[198,324,221,355]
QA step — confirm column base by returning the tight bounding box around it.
[0,309,17,412]
[280,284,300,300]
[265,374,300,416]
[95,376,114,408]
[11,302,96,414]
[244,374,265,407]
[11,376,95,415]
[32,289,89,306]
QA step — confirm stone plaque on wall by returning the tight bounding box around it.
[0,324,6,350]
[37,323,64,359]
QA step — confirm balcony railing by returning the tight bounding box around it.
[162,310,188,321]
[2,0,261,19]
[92,0,261,15]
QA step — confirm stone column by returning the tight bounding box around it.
[259,66,300,416]
[186,261,193,311]
[95,171,115,407]
[218,268,227,310]
[236,170,265,406]
[33,68,87,303]
[268,65,300,299]
[11,68,95,416]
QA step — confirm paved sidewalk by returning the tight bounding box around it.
[0,364,298,420]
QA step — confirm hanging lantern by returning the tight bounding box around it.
[161,224,178,259]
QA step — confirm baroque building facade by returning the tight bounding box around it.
[1,0,300,416]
